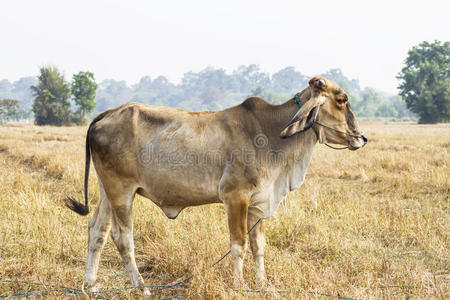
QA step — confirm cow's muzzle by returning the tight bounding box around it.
[348,134,367,150]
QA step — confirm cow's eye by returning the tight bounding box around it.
[337,99,346,104]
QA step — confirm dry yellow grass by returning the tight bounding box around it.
[0,122,448,299]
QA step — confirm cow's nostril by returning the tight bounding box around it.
[362,135,367,143]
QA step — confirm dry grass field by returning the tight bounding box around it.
[0,122,448,299]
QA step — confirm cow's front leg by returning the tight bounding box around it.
[224,196,249,287]
[248,211,266,286]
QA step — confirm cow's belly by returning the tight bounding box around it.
[136,165,222,218]
[137,184,221,207]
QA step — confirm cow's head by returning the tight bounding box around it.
[280,76,367,150]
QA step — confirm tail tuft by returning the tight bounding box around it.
[64,197,89,216]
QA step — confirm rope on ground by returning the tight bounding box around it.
[235,285,415,299]
[0,278,412,299]
[234,288,361,300]
[0,278,185,299]
[0,281,108,299]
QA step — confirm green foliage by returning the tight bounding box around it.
[249,86,287,105]
[95,79,133,113]
[0,80,13,99]
[12,77,38,110]
[271,67,307,94]
[390,96,411,118]
[354,88,380,118]
[375,103,396,118]
[0,99,20,121]
[397,41,450,123]
[31,66,72,126]
[0,77,37,117]
[250,86,266,98]
[71,71,98,125]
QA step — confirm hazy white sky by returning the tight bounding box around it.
[0,0,449,93]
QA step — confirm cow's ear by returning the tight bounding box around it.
[280,95,324,138]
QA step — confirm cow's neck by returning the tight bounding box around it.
[274,102,318,191]
[249,98,318,218]
[256,96,319,153]
[254,96,319,185]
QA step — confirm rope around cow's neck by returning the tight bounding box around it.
[321,142,349,150]
[293,93,362,150]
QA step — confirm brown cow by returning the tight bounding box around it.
[65,77,366,294]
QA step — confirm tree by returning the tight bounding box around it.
[0,99,19,121]
[375,102,396,118]
[32,66,72,126]
[232,65,270,93]
[352,88,380,118]
[250,86,265,98]
[12,77,38,110]
[271,67,307,94]
[72,71,98,124]
[397,41,450,123]
[200,86,222,110]
[95,79,133,113]
[0,80,13,99]
[133,76,154,104]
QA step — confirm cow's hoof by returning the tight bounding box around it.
[142,287,151,296]
[83,281,98,294]
[255,276,267,288]
[232,279,248,291]
[264,281,277,293]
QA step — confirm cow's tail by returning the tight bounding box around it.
[64,127,92,215]
[64,112,107,216]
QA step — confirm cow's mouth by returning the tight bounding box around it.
[348,135,367,151]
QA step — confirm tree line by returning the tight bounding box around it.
[0,40,448,125]
[0,68,97,125]
[0,66,414,124]
[93,66,415,121]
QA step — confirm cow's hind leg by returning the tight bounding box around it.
[224,195,249,287]
[108,186,150,296]
[247,211,266,286]
[84,183,112,291]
